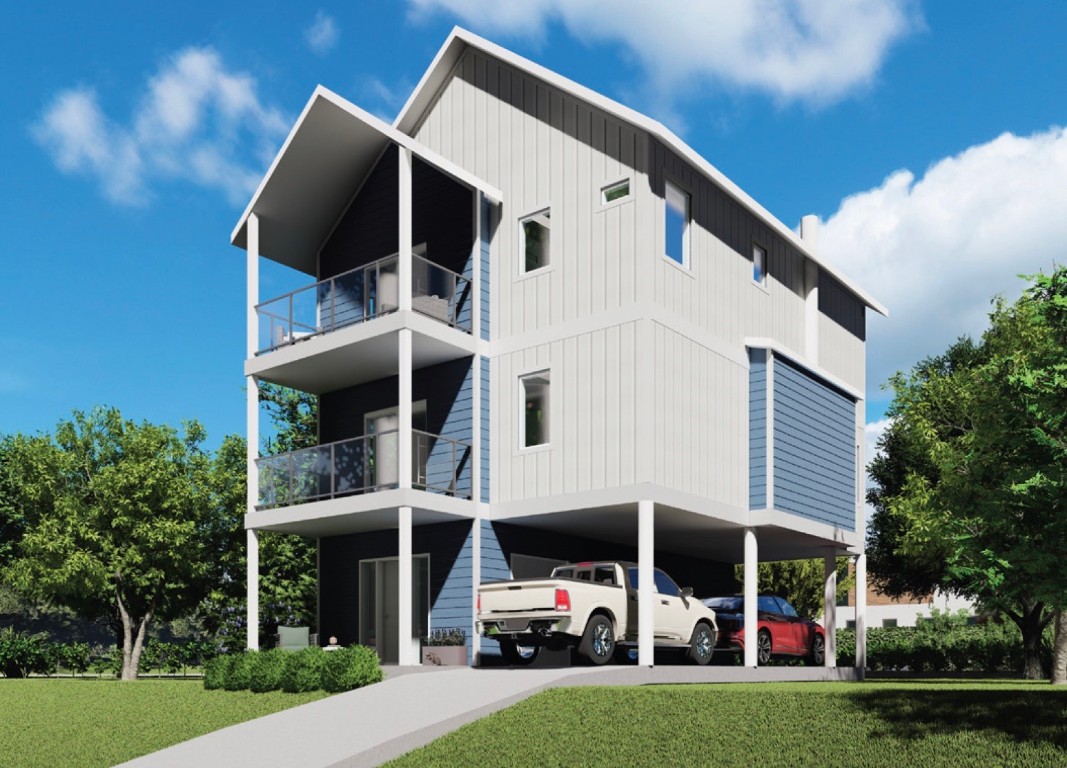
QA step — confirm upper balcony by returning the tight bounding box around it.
[232,89,499,394]
[256,251,473,355]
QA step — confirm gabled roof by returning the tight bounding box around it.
[394,27,888,317]
[231,86,501,274]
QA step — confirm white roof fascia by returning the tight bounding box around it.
[232,84,501,248]
[394,27,887,318]
[745,337,865,401]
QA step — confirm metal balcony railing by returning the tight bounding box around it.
[255,253,473,354]
[256,429,472,508]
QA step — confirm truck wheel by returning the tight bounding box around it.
[687,622,715,666]
[499,639,540,666]
[579,615,615,665]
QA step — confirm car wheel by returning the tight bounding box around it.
[756,630,772,665]
[806,633,826,666]
[579,614,615,665]
[687,622,716,666]
[499,639,540,666]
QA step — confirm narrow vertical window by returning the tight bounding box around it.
[753,243,767,285]
[520,371,550,448]
[520,210,551,273]
[664,180,689,268]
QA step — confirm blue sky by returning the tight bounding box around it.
[3,1,1067,457]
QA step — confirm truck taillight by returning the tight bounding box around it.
[555,588,571,612]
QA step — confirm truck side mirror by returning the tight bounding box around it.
[681,587,694,599]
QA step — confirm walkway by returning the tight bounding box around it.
[117,664,860,768]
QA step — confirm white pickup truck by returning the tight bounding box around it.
[477,561,718,665]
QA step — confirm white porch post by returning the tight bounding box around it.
[398,146,413,313]
[398,506,414,665]
[638,500,655,667]
[743,528,758,667]
[398,329,412,489]
[245,213,260,651]
[824,553,838,667]
[855,552,867,677]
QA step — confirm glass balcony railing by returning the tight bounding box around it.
[256,430,472,508]
[255,253,473,354]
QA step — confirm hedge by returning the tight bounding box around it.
[836,612,1052,673]
[204,645,382,694]
[0,630,216,678]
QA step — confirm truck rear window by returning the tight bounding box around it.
[594,566,615,584]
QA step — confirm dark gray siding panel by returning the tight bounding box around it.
[771,355,857,530]
[749,348,767,509]
[412,157,474,277]
[819,272,865,341]
[320,144,398,280]
[319,520,474,654]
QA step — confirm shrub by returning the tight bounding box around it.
[223,651,253,691]
[281,647,325,693]
[202,655,228,690]
[59,642,91,676]
[320,646,383,693]
[0,629,55,678]
[89,645,121,677]
[249,649,288,693]
[424,628,466,647]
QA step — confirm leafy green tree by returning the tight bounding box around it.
[868,269,1067,680]
[734,558,852,619]
[2,408,216,680]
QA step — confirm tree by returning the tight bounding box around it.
[2,408,216,680]
[868,269,1067,680]
[735,558,852,619]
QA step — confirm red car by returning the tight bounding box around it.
[702,595,825,665]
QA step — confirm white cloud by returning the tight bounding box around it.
[305,11,339,55]
[408,0,919,107]
[356,76,414,121]
[32,47,288,206]
[820,126,1067,397]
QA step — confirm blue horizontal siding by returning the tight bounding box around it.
[480,356,490,503]
[427,358,473,498]
[749,348,767,509]
[479,520,508,656]
[771,354,857,531]
[429,522,475,664]
[480,196,491,341]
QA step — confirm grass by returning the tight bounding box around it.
[0,678,327,768]
[387,680,1067,768]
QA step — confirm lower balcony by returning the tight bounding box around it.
[256,430,472,509]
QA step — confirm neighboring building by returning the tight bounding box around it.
[835,580,976,629]
[233,28,887,667]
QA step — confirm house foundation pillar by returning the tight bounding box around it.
[638,500,654,667]
[743,528,758,667]
[855,552,867,677]
[824,553,838,667]
[398,505,414,665]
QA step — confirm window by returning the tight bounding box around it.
[601,179,630,204]
[664,180,689,267]
[653,569,681,597]
[846,620,856,629]
[753,243,767,285]
[520,210,550,273]
[882,618,898,628]
[519,371,550,448]
[594,566,616,585]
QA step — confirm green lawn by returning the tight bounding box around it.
[388,681,1067,768]
[0,678,327,768]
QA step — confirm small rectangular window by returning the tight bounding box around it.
[846,620,856,629]
[601,179,630,204]
[664,180,689,268]
[520,210,551,273]
[753,243,767,285]
[520,371,549,448]
[882,618,898,628]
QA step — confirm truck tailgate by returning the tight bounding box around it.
[479,580,562,614]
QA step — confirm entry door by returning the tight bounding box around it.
[364,402,428,489]
[359,556,430,664]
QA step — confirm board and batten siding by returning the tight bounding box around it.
[652,323,745,506]
[413,48,650,340]
[492,322,639,503]
[817,272,866,391]
[771,354,857,531]
[748,348,768,509]
[648,140,807,355]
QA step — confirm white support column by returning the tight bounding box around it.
[398,328,412,489]
[855,553,867,677]
[824,553,838,667]
[471,192,482,337]
[471,354,483,666]
[743,528,758,667]
[471,517,482,665]
[245,213,260,651]
[246,529,259,650]
[638,500,655,667]
[398,506,414,665]
[398,146,413,313]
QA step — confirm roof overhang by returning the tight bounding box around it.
[232,86,501,274]
[395,27,887,318]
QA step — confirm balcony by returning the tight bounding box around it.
[255,252,473,355]
[256,429,472,509]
